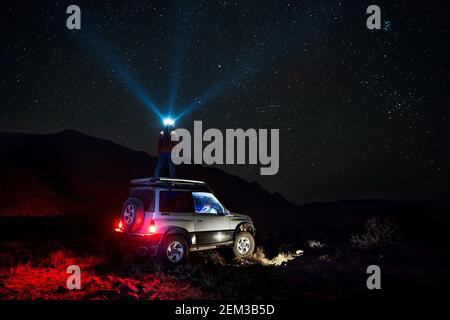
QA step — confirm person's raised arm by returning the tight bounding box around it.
[170,131,179,148]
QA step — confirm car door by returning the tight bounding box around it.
[192,192,232,244]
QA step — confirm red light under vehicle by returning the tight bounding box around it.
[149,219,156,234]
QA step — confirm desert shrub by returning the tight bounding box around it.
[42,250,103,269]
[197,250,228,266]
[43,250,76,267]
[307,240,326,249]
[247,246,303,266]
[350,216,401,250]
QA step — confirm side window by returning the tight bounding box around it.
[159,191,194,213]
[192,192,224,215]
[130,190,154,211]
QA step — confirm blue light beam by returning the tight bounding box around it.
[175,50,266,121]
[167,8,192,117]
[86,33,163,120]
[175,10,317,121]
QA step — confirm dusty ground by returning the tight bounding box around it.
[0,215,449,300]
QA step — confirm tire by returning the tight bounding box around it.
[158,234,189,267]
[233,232,255,259]
[120,197,145,232]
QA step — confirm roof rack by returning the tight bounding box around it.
[130,177,206,187]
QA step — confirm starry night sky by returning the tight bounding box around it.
[2,0,449,204]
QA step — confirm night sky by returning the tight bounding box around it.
[2,0,449,204]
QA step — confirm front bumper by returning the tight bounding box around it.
[114,229,162,256]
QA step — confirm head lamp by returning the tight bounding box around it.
[163,118,175,126]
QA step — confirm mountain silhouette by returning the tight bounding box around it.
[0,130,296,217]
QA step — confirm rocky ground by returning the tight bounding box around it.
[0,244,304,300]
[0,215,449,300]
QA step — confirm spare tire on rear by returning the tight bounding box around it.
[120,197,145,232]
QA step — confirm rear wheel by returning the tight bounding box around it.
[233,232,255,259]
[159,234,189,266]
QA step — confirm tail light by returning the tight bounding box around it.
[149,219,156,234]
[118,221,123,229]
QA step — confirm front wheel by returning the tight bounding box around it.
[233,232,255,259]
[159,234,189,267]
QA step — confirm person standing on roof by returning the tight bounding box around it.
[154,118,178,178]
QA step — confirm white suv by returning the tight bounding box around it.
[114,178,256,265]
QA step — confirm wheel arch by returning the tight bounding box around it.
[234,223,256,238]
[162,226,192,246]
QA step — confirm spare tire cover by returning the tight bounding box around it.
[121,197,145,232]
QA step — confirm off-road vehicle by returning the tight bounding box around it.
[114,177,256,265]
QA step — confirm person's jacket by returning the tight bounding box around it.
[157,129,178,154]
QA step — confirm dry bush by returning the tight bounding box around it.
[308,240,326,249]
[197,250,228,266]
[350,216,401,250]
[43,250,77,267]
[42,250,103,269]
[248,246,303,266]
